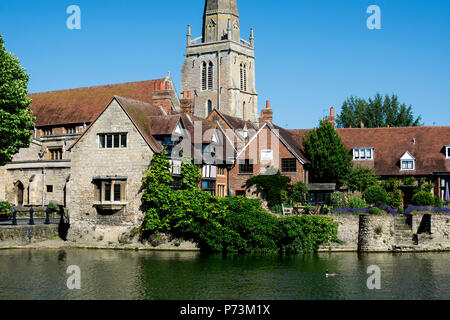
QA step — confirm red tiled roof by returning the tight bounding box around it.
[290,126,450,176]
[29,79,164,127]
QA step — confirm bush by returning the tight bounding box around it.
[289,182,308,205]
[243,171,291,208]
[397,207,404,215]
[346,195,368,209]
[331,191,346,208]
[387,189,403,209]
[402,177,416,186]
[369,207,382,215]
[411,191,434,206]
[0,201,12,214]
[363,185,388,205]
[434,195,443,208]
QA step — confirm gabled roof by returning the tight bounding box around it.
[400,151,415,161]
[69,96,163,153]
[237,121,310,165]
[290,126,450,175]
[29,79,165,127]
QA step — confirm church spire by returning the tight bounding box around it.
[203,0,240,43]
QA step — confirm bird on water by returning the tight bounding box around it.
[326,269,338,277]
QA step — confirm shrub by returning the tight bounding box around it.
[402,177,416,186]
[363,185,388,205]
[421,183,434,193]
[398,207,404,215]
[411,191,434,206]
[290,182,308,205]
[434,195,443,208]
[0,201,12,214]
[346,195,368,209]
[331,191,346,208]
[369,207,382,215]
[243,170,291,208]
[387,189,403,209]
[344,166,379,193]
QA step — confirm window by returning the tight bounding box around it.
[202,180,216,196]
[217,167,226,176]
[282,158,297,173]
[239,159,253,174]
[65,127,77,134]
[353,148,374,160]
[401,160,414,170]
[95,180,126,203]
[208,62,213,90]
[217,184,226,197]
[46,185,53,193]
[207,100,213,115]
[240,64,247,91]
[202,62,207,90]
[48,148,63,160]
[43,128,53,136]
[99,134,127,149]
[400,151,415,171]
[446,146,450,159]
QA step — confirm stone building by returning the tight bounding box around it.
[181,0,258,125]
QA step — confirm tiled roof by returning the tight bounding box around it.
[29,79,164,127]
[290,126,450,176]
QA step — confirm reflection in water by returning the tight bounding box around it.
[0,249,448,300]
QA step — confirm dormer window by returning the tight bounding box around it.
[353,148,373,160]
[446,145,450,159]
[400,151,415,171]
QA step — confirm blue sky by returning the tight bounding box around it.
[1,0,449,128]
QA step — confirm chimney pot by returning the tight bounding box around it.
[266,100,270,109]
[187,91,191,98]
[165,82,170,90]
[330,107,335,117]
[159,81,164,90]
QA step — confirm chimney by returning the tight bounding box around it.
[259,100,273,127]
[180,91,194,116]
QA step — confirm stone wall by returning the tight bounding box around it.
[0,225,59,246]
[319,214,450,252]
[68,99,154,242]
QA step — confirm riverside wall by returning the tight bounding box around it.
[319,214,450,252]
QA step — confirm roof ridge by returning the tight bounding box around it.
[29,79,165,96]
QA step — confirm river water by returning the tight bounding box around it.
[0,249,448,300]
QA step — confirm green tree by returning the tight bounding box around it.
[303,120,352,187]
[336,93,422,128]
[0,35,35,165]
[345,166,379,193]
[243,170,291,208]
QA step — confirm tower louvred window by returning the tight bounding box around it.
[202,62,207,90]
[208,62,213,89]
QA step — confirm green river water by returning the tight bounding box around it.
[0,249,448,300]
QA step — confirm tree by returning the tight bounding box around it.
[336,93,422,128]
[344,166,379,193]
[303,120,352,187]
[0,35,35,165]
[243,170,291,208]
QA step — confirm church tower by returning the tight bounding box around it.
[181,0,258,125]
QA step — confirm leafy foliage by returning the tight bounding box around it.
[363,185,388,205]
[180,159,202,190]
[303,120,352,187]
[243,170,291,208]
[141,155,339,254]
[0,201,12,214]
[331,191,367,209]
[336,93,422,128]
[290,182,308,205]
[345,166,379,193]
[0,35,35,165]
[411,191,434,206]
[387,189,404,209]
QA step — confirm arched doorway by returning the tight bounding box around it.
[16,181,24,206]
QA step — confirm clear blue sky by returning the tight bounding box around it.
[1,0,449,128]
